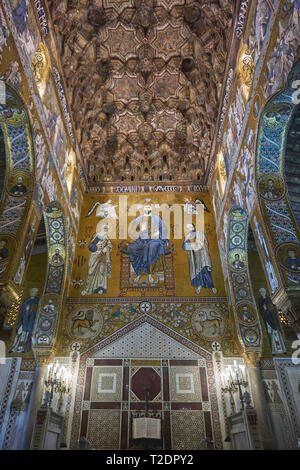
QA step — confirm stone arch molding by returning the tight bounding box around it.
[255,60,300,332]
[0,83,35,299]
[227,207,263,352]
[32,201,68,363]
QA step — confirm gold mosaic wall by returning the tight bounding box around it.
[69,192,225,299]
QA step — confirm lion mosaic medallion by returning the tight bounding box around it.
[191,304,227,340]
[66,305,104,340]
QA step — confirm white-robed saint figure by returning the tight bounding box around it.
[182,223,217,295]
[81,224,112,295]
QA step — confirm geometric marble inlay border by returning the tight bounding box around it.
[67,297,228,304]
[70,315,225,449]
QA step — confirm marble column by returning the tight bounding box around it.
[243,352,275,450]
[212,350,232,450]
[22,349,55,449]
[21,364,48,450]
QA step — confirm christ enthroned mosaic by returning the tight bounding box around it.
[118,201,175,296]
[69,192,225,299]
[118,239,175,297]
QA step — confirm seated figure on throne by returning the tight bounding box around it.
[126,202,168,285]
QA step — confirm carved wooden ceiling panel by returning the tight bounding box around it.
[48,0,235,188]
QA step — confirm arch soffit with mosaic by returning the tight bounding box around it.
[255,65,300,321]
[0,83,36,298]
[32,201,68,363]
[227,206,263,353]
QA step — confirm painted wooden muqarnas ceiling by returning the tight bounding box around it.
[48,0,235,188]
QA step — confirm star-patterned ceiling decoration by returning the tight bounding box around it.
[49,0,235,188]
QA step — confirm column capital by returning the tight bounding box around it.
[32,347,56,366]
[242,351,262,368]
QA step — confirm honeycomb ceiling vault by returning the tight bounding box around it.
[48,0,236,189]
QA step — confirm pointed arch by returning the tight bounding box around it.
[227,207,263,352]
[255,61,300,332]
[32,201,68,362]
[0,83,35,298]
